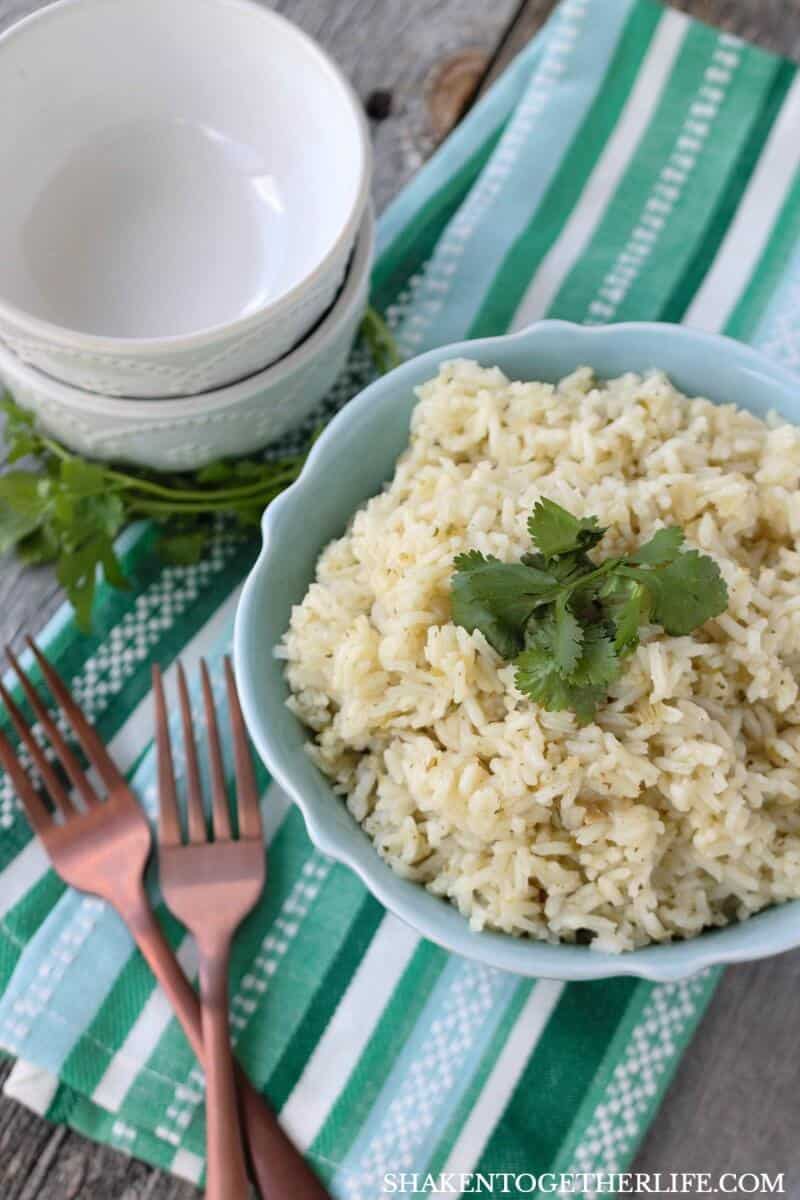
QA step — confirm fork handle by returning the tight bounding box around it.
[124,889,331,1200]
[199,943,250,1200]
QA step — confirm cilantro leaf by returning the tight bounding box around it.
[157,527,210,565]
[0,499,43,555]
[515,622,605,724]
[0,471,49,520]
[610,580,648,653]
[527,498,605,559]
[17,526,60,565]
[629,550,727,636]
[568,685,609,725]
[98,542,129,591]
[521,548,595,585]
[571,625,619,687]
[56,538,106,632]
[551,599,583,675]
[451,553,557,657]
[1,395,42,462]
[629,526,684,565]
[515,622,575,711]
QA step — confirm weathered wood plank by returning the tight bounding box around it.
[482,0,800,99]
[0,1059,198,1199]
[634,951,800,1183]
[668,0,800,60]
[266,0,520,209]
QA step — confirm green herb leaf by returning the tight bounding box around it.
[527,498,605,559]
[515,621,575,709]
[551,599,583,675]
[17,525,60,565]
[515,621,605,724]
[1,395,42,462]
[610,579,648,653]
[571,625,619,687]
[0,499,43,555]
[451,552,557,657]
[629,526,684,565]
[451,499,728,722]
[0,471,49,519]
[157,527,210,565]
[360,306,402,375]
[629,550,727,636]
[521,548,595,585]
[56,539,105,632]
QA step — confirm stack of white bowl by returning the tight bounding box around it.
[0,0,372,469]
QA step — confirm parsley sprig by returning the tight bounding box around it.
[451,499,728,723]
[0,306,400,632]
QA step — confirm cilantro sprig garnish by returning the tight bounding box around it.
[0,396,308,632]
[451,498,728,723]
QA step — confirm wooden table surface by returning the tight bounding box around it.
[1,1,799,1195]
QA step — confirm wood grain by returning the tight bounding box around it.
[634,952,800,1184]
[1,0,800,1195]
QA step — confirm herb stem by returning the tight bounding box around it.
[129,490,286,517]
[100,462,304,502]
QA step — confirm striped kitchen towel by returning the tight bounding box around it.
[2,0,800,1191]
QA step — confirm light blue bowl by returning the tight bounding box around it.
[234,320,800,980]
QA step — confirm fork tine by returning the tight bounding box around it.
[7,646,101,809]
[152,666,182,847]
[224,657,261,841]
[25,638,124,792]
[0,725,53,837]
[201,660,231,842]
[0,677,76,818]
[177,662,207,844]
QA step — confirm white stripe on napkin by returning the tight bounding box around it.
[280,914,419,1150]
[4,1057,59,1114]
[0,840,51,922]
[91,935,199,1113]
[511,7,688,329]
[683,74,800,331]
[432,979,565,1196]
[171,1148,205,1184]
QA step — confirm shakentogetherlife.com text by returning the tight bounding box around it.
[382,1172,787,1195]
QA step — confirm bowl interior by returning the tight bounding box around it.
[0,0,366,339]
[235,321,800,979]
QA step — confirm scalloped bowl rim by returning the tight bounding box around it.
[234,320,800,981]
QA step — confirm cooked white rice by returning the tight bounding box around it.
[279,361,800,951]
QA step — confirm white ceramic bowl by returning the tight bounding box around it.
[0,209,373,470]
[0,0,371,398]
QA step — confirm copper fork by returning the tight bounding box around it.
[0,639,330,1200]
[152,658,265,1200]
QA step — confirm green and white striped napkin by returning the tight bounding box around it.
[2,0,800,1190]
